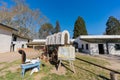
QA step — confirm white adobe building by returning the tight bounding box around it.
[11,34,30,52]
[0,23,18,53]
[74,35,120,55]
[0,23,30,53]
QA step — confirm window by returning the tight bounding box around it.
[22,44,24,48]
[115,44,120,50]
[86,44,88,50]
[28,40,30,42]
[82,44,84,49]
[13,36,17,41]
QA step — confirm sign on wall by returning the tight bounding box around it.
[58,46,75,60]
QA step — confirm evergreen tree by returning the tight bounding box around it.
[106,16,120,35]
[53,20,61,33]
[73,16,88,38]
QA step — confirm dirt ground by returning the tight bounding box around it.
[94,54,120,70]
[50,66,66,75]
[0,48,43,77]
[0,48,41,63]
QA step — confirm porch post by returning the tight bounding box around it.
[106,42,109,54]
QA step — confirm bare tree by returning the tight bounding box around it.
[11,0,48,38]
[0,0,48,38]
[0,1,15,25]
[39,23,53,39]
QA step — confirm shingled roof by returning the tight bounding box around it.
[79,35,120,43]
[0,23,18,31]
[13,33,32,40]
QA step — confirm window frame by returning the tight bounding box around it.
[115,44,120,50]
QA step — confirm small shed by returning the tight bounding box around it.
[27,39,46,50]
[75,35,120,55]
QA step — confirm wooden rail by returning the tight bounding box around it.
[76,57,120,80]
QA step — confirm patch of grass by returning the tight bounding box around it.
[41,54,118,80]
[76,53,109,66]
[41,73,68,80]
[0,60,53,80]
[40,61,52,74]
[41,53,117,80]
[0,60,20,72]
[0,70,34,80]
[0,62,7,65]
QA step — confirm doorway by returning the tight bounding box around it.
[64,33,68,45]
[98,44,104,54]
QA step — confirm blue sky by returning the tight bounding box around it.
[3,0,120,37]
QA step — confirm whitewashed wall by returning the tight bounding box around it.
[103,44,107,54]
[0,28,12,53]
[74,37,81,48]
[75,38,90,53]
[75,38,108,55]
[80,40,90,53]
[76,39,120,55]
[108,43,120,55]
[14,37,28,51]
[89,43,99,55]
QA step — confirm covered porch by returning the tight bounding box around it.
[79,35,120,55]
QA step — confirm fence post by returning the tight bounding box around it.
[110,72,117,80]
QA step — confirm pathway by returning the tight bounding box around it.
[0,48,41,63]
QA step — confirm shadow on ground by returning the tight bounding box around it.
[75,57,110,80]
